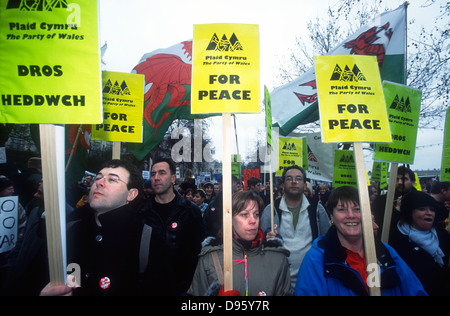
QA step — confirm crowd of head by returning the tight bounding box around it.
[0,158,448,296]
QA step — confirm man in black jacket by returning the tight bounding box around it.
[140,157,204,295]
[40,159,145,296]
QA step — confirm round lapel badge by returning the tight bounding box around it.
[99,276,111,290]
[171,222,178,229]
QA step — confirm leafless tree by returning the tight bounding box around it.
[276,0,449,130]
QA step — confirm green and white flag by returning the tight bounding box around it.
[270,4,407,136]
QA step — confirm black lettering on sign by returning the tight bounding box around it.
[18,65,63,77]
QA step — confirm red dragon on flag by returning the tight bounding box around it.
[344,23,393,66]
[270,4,406,136]
[133,41,192,136]
[126,40,214,161]
[295,23,393,109]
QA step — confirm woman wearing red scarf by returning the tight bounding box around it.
[187,190,291,296]
[295,186,427,296]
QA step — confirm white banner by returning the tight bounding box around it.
[0,196,18,254]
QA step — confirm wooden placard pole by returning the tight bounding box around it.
[40,124,67,285]
[65,125,82,172]
[268,145,275,233]
[222,113,233,291]
[353,142,380,296]
[112,141,121,159]
[381,163,398,243]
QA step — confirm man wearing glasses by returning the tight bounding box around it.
[41,159,146,296]
[261,165,330,293]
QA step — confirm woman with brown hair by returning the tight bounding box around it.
[295,186,427,296]
[188,190,291,296]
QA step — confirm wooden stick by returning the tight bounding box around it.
[40,124,67,285]
[112,141,121,159]
[268,145,275,232]
[381,163,398,243]
[222,113,233,291]
[353,142,380,296]
[65,125,82,172]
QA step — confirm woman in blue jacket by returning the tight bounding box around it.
[294,186,427,296]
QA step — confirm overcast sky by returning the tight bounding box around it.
[98,0,446,172]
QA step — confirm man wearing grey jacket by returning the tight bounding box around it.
[261,165,330,291]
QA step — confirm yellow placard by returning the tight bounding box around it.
[315,55,392,143]
[191,23,260,114]
[0,0,101,124]
[92,71,144,143]
[277,136,304,176]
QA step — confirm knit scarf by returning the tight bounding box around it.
[398,222,445,267]
[233,229,264,250]
[232,229,264,296]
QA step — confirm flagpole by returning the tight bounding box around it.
[269,145,275,233]
[232,114,241,183]
[381,1,409,244]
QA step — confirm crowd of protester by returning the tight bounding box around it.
[0,157,449,296]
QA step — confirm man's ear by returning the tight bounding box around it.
[127,188,139,202]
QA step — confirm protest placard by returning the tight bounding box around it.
[92,71,144,143]
[332,149,357,188]
[315,54,387,296]
[243,168,260,190]
[0,196,18,254]
[315,55,392,144]
[192,23,260,114]
[369,82,421,243]
[374,81,421,164]
[231,154,241,179]
[277,136,307,176]
[371,161,389,190]
[192,23,260,291]
[0,0,101,285]
[0,0,102,124]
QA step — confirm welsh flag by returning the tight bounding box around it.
[126,40,213,161]
[271,4,406,136]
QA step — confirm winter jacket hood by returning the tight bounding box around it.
[188,234,292,296]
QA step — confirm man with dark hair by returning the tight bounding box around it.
[372,165,418,240]
[260,165,330,291]
[430,181,450,228]
[247,177,262,192]
[202,174,238,238]
[430,181,450,205]
[140,157,204,295]
[40,159,147,296]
